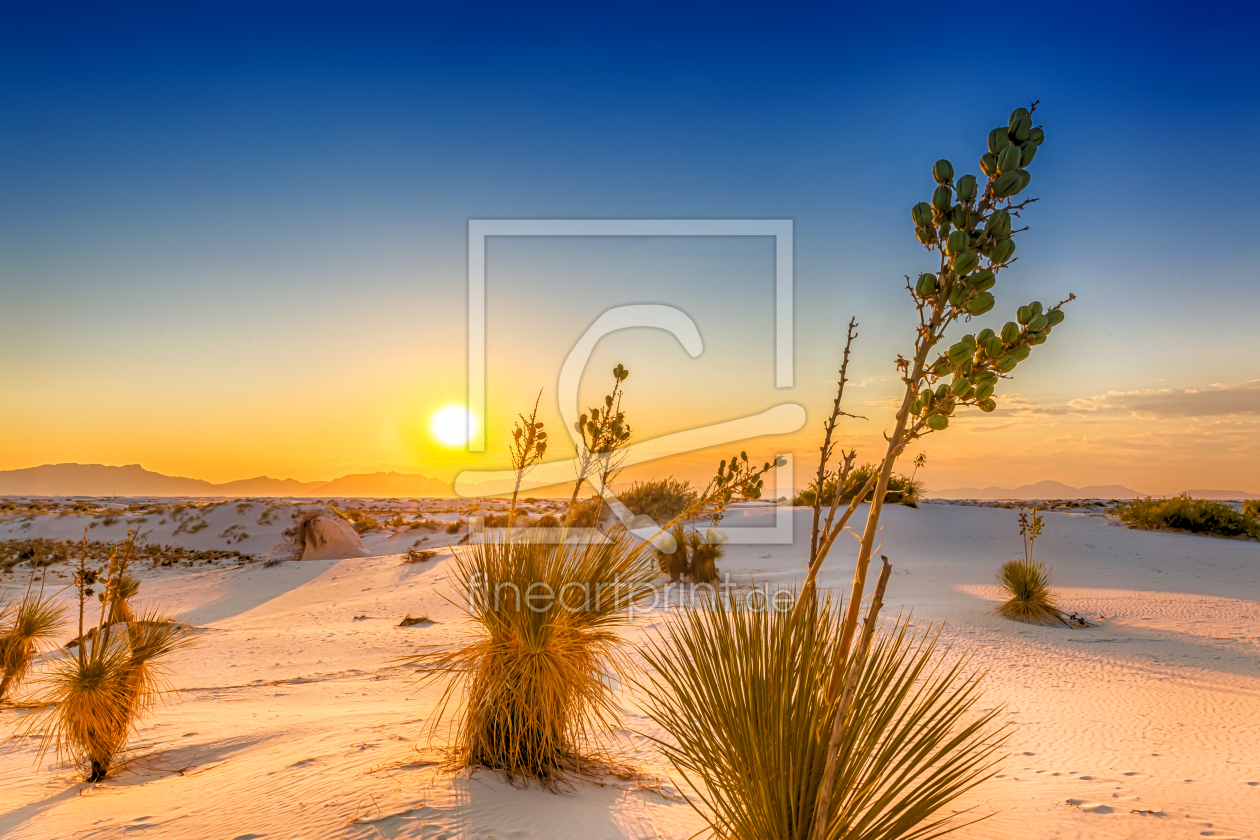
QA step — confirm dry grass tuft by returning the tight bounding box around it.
[640,597,1005,840]
[994,558,1067,626]
[0,574,67,701]
[407,532,655,787]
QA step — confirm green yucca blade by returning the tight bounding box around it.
[407,531,656,787]
[640,597,1006,840]
[994,559,1067,626]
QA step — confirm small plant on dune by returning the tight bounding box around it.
[644,104,1066,840]
[407,531,656,787]
[994,507,1069,626]
[1245,499,1260,521]
[617,476,697,525]
[563,364,632,528]
[1115,494,1260,540]
[444,520,463,534]
[0,558,67,702]
[507,389,548,527]
[23,531,197,782]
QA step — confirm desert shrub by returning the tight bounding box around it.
[409,532,655,787]
[618,477,697,524]
[1242,499,1260,521]
[566,496,606,528]
[641,598,1004,840]
[794,464,924,508]
[531,513,562,529]
[0,575,66,700]
[444,520,463,534]
[654,525,728,583]
[994,559,1065,625]
[1115,495,1260,540]
[403,548,438,564]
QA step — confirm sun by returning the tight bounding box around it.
[431,405,475,447]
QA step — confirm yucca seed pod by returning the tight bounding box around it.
[1027,312,1048,332]
[943,229,966,255]
[1015,169,1031,192]
[910,398,923,415]
[1028,331,1048,345]
[935,382,950,400]
[976,327,995,342]
[989,239,1016,263]
[956,173,977,202]
[1046,309,1065,327]
[951,204,968,229]
[915,273,938,296]
[1028,126,1045,146]
[948,285,966,307]
[932,185,952,211]
[933,159,954,184]
[950,378,971,397]
[1010,115,1031,143]
[931,356,951,375]
[965,291,995,315]
[912,201,934,227]
[941,399,956,415]
[927,414,949,430]
[961,332,977,348]
[975,380,996,401]
[1020,141,1037,167]
[916,225,935,245]
[952,249,979,275]
[992,170,1020,196]
[980,152,998,177]
[996,354,1018,373]
[1029,300,1044,316]
[978,397,997,412]
[1008,107,1030,131]
[1000,321,1021,344]
[1016,305,1033,325]
[985,210,1012,238]
[947,343,971,365]
[997,145,1022,175]
[988,127,1009,156]
[972,269,996,292]
[1012,344,1032,361]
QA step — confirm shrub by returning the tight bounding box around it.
[444,520,463,534]
[1242,499,1260,521]
[409,532,655,787]
[640,598,1004,840]
[1115,495,1260,540]
[793,464,924,508]
[618,477,697,524]
[994,558,1066,625]
[565,496,606,528]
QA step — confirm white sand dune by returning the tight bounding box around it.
[2,502,1258,839]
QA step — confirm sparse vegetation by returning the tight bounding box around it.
[794,464,924,508]
[402,548,438,564]
[0,565,67,701]
[1,537,253,573]
[617,477,696,524]
[1115,495,1260,540]
[1245,499,1260,521]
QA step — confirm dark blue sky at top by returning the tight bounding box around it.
[2,0,1258,410]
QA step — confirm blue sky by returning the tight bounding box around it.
[2,1,1258,492]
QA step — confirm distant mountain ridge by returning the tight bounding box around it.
[0,463,451,498]
[932,479,1260,500]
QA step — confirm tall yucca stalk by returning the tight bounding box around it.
[409,531,655,787]
[0,568,67,701]
[642,598,1005,840]
[24,533,196,781]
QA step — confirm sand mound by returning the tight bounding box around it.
[265,509,370,564]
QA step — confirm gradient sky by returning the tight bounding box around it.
[2,1,1258,495]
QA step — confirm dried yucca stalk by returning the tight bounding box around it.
[408,532,655,787]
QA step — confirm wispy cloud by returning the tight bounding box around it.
[1065,380,1260,417]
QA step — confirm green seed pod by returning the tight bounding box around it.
[935,382,950,399]
[1000,321,1021,344]
[1029,300,1043,316]
[983,334,1004,356]
[933,159,954,184]
[932,184,952,211]
[989,239,1016,263]
[988,127,1009,156]
[1027,313,1047,331]
[1015,169,1031,192]
[961,332,977,348]
[1012,344,1032,361]
[956,173,977,202]
[947,281,966,308]
[1020,141,1037,167]
[997,354,1018,373]
[947,342,971,365]
[971,268,996,292]
[912,201,934,227]
[965,291,995,315]
[927,414,949,431]
[1046,309,1065,327]
[1011,115,1031,143]
[938,219,953,239]
[951,204,968,229]
[1008,107,1030,130]
[931,356,951,375]
[952,249,979,275]
[991,170,1020,197]
[1028,331,1048,345]
[1028,126,1045,146]
[916,225,935,245]
[915,273,938,296]
[946,230,969,255]
[1016,305,1032,325]
[985,210,1012,238]
[997,145,1022,174]
[980,152,998,177]
[975,380,996,401]
[978,398,997,412]
[977,328,995,342]
[951,378,970,397]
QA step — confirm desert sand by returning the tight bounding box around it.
[2,500,1258,839]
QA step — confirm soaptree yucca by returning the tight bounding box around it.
[0,566,66,702]
[408,531,656,787]
[645,103,1070,839]
[24,532,196,781]
[995,508,1068,625]
[642,598,1005,840]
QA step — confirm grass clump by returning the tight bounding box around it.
[618,477,697,525]
[794,463,924,508]
[408,532,654,787]
[640,598,1004,840]
[653,524,728,583]
[1245,499,1260,521]
[1115,494,1260,540]
[0,568,66,701]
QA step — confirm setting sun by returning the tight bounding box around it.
[430,404,475,447]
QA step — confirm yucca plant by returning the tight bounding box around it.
[0,563,67,702]
[408,531,656,787]
[994,558,1065,626]
[642,598,1005,840]
[24,532,196,781]
[686,529,728,584]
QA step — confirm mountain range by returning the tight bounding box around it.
[0,463,451,498]
[931,479,1260,500]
